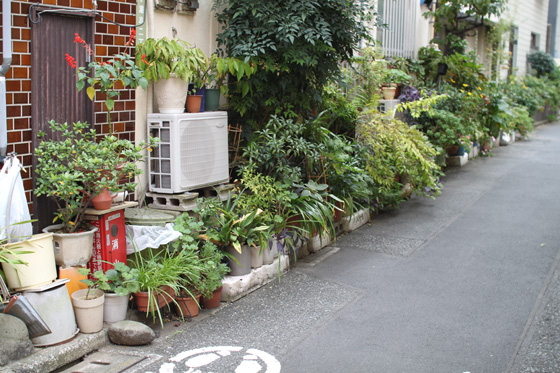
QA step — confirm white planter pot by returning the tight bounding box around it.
[154,76,189,114]
[262,242,275,265]
[250,246,264,268]
[103,293,129,323]
[341,209,371,232]
[71,288,105,334]
[225,244,252,276]
[1,232,57,291]
[42,225,98,267]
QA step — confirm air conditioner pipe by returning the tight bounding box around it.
[0,0,13,160]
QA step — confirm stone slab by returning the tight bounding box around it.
[221,255,290,302]
[446,152,469,167]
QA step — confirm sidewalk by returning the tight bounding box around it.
[4,122,560,372]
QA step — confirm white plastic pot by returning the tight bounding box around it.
[42,224,98,267]
[2,232,57,291]
[71,288,105,334]
[103,293,129,323]
[154,76,189,114]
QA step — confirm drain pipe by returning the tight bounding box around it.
[0,0,13,162]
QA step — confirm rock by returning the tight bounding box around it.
[108,320,155,346]
[0,314,34,366]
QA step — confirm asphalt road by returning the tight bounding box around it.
[96,122,560,373]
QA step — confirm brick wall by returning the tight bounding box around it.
[1,0,137,215]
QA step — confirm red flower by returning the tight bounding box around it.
[142,53,150,66]
[65,53,77,68]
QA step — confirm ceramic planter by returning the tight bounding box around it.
[103,293,129,323]
[225,244,252,276]
[250,246,263,268]
[71,288,105,334]
[91,188,117,210]
[174,293,201,318]
[201,286,222,309]
[1,232,57,291]
[382,86,397,100]
[154,75,189,114]
[42,225,98,267]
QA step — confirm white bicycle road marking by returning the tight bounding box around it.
[157,346,281,373]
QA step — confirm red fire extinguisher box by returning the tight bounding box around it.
[84,206,129,273]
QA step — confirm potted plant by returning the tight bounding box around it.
[97,261,140,323]
[381,68,411,100]
[171,213,230,310]
[197,54,256,111]
[67,30,147,134]
[203,192,270,276]
[130,246,194,326]
[135,37,207,113]
[72,267,106,334]
[34,120,158,267]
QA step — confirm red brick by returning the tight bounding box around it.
[11,54,21,65]
[125,101,134,110]
[108,46,118,56]
[113,122,125,132]
[13,41,28,53]
[115,14,125,24]
[14,142,30,154]
[13,15,27,28]
[120,3,130,13]
[22,105,31,116]
[21,80,31,91]
[84,0,94,9]
[21,54,31,65]
[7,105,21,117]
[114,101,124,111]
[59,0,70,6]
[23,177,33,191]
[6,93,13,105]
[22,130,32,142]
[115,36,125,46]
[120,111,130,121]
[71,0,83,8]
[7,130,22,143]
[11,28,21,39]
[14,118,29,129]
[95,112,107,123]
[22,155,32,168]
[97,0,108,11]
[104,24,116,35]
[109,2,119,12]
[125,15,135,25]
[7,119,13,131]
[6,80,20,91]
[21,29,31,41]
[13,67,28,79]
[103,12,114,21]
[14,93,28,104]
[125,122,135,132]
[96,23,107,34]
[20,3,31,15]
[103,35,113,45]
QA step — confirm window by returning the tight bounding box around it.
[376,0,418,58]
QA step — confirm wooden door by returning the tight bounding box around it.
[31,9,94,231]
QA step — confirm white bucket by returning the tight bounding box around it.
[2,233,57,291]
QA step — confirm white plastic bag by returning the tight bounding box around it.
[0,157,32,242]
[125,223,182,255]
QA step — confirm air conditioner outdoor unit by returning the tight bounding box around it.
[148,112,229,194]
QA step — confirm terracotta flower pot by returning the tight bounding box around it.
[174,293,201,318]
[201,286,222,309]
[186,95,203,113]
[91,188,117,210]
[134,285,175,312]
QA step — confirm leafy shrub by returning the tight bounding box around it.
[527,51,556,77]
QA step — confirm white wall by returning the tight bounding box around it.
[505,0,550,76]
[135,0,220,195]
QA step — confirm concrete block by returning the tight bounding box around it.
[446,153,468,167]
[341,209,371,232]
[221,256,289,302]
[308,231,332,253]
[146,191,199,212]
